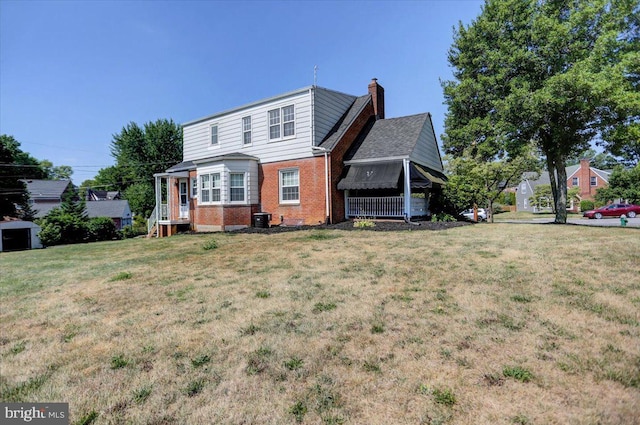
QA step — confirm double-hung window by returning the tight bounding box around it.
[191,177,198,198]
[200,175,210,203]
[572,177,579,187]
[590,176,597,186]
[210,124,219,146]
[280,169,299,203]
[268,105,295,140]
[230,173,245,202]
[242,116,252,145]
[200,173,221,203]
[211,173,221,202]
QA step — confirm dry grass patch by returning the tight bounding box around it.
[1,225,639,424]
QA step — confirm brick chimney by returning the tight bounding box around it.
[368,78,385,119]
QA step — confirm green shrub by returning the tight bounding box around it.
[580,200,595,212]
[353,219,376,228]
[87,217,120,242]
[431,213,457,222]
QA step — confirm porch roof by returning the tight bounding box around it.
[337,161,403,190]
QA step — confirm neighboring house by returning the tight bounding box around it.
[515,159,611,212]
[86,189,121,201]
[150,79,447,236]
[85,200,132,230]
[23,180,132,229]
[0,218,43,252]
[22,179,75,218]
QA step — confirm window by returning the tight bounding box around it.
[210,125,218,145]
[590,176,597,186]
[280,169,300,203]
[200,173,221,203]
[283,105,295,137]
[268,109,280,140]
[268,105,295,140]
[520,183,526,195]
[572,177,579,187]
[200,175,210,203]
[230,173,245,202]
[211,173,221,202]
[242,116,252,145]
[191,178,198,198]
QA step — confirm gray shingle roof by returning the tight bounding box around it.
[166,161,195,172]
[22,179,72,200]
[345,113,430,161]
[85,200,131,219]
[319,95,372,151]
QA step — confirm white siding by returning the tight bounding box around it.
[313,88,357,145]
[409,116,444,172]
[184,91,312,164]
[197,160,259,205]
[183,87,357,164]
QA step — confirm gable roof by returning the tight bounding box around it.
[22,179,72,200]
[344,113,431,162]
[319,95,372,151]
[85,200,131,219]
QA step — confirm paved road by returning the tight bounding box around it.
[498,217,640,228]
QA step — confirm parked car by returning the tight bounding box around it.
[583,203,640,219]
[460,208,487,221]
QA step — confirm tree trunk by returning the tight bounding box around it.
[547,154,568,224]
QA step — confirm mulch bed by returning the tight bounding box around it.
[231,219,471,234]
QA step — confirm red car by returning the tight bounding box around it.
[583,203,640,219]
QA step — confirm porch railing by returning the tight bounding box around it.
[346,196,404,218]
[147,205,157,235]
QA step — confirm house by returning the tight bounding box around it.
[515,159,611,212]
[23,179,132,229]
[22,179,75,218]
[150,79,447,237]
[86,189,121,201]
[0,218,43,252]
[85,200,132,230]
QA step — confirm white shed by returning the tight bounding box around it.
[0,220,43,252]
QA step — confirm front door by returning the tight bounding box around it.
[179,180,189,219]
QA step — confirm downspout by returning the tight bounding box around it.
[311,146,330,224]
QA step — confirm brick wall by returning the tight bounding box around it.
[328,102,376,223]
[259,157,328,226]
[569,159,608,201]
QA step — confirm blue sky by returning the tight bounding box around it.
[1,0,484,184]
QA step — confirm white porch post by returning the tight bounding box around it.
[155,175,161,238]
[344,190,350,219]
[403,159,411,220]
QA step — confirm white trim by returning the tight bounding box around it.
[229,172,246,204]
[279,168,300,204]
[242,116,252,146]
[267,105,296,143]
[210,124,219,146]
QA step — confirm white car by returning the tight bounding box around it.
[461,208,487,221]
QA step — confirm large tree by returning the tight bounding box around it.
[595,164,640,204]
[0,135,49,218]
[443,0,639,223]
[444,144,540,222]
[91,119,182,216]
